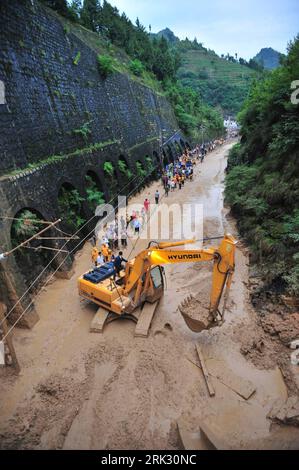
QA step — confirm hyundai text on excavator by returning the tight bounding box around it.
[78,234,237,336]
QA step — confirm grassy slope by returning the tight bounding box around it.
[178,49,257,115]
[53,11,163,94]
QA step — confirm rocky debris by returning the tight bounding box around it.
[0,374,87,449]
[281,296,299,309]
[241,338,265,356]
[36,376,69,401]
[260,313,299,344]
[268,396,299,427]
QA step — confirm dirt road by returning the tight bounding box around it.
[0,141,298,449]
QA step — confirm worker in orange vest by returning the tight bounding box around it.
[91,246,99,266]
[101,243,109,262]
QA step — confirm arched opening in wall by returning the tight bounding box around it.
[117,156,133,188]
[175,141,182,156]
[170,143,178,160]
[10,208,54,286]
[135,160,147,188]
[180,138,186,151]
[103,161,118,203]
[85,171,106,214]
[58,182,86,233]
[162,149,169,167]
[152,151,160,179]
[153,151,160,166]
[167,145,174,163]
[144,154,155,177]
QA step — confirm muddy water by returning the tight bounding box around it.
[0,141,298,450]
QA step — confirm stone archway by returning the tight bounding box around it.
[10,208,54,287]
[85,170,106,213]
[180,138,186,151]
[167,144,174,163]
[58,182,86,232]
[162,149,169,166]
[117,155,133,192]
[135,160,147,188]
[174,141,182,156]
[153,151,160,167]
[103,161,118,203]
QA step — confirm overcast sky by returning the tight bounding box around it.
[109,0,298,59]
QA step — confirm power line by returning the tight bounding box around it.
[0,161,153,327]
[0,159,163,332]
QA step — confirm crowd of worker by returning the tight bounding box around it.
[90,139,223,274]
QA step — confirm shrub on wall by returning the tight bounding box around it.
[118,160,132,179]
[103,161,114,177]
[11,210,43,242]
[136,161,146,178]
[58,187,85,229]
[145,156,154,173]
[73,121,92,142]
[97,54,114,78]
[85,175,105,211]
[73,51,81,65]
[129,59,144,76]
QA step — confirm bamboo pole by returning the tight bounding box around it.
[1,219,61,258]
[0,302,20,372]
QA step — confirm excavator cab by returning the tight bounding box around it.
[145,265,165,304]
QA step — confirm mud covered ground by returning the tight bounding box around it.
[0,141,298,449]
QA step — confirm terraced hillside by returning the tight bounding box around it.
[178,49,257,116]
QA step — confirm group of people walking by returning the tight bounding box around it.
[161,148,196,196]
[90,140,220,275]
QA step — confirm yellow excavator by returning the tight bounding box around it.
[78,234,237,334]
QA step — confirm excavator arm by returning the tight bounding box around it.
[150,234,237,327]
[79,234,237,333]
[123,234,237,331]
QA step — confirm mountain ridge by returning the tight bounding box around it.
[253,47,284,70]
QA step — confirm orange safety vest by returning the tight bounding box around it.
[92,247,99,263]
[102,244,109,258]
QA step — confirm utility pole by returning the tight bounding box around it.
[0,302,20,372]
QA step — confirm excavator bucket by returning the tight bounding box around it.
[178,295,217,333]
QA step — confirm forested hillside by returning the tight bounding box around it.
[177,41,257,116]
[225,36,299,296]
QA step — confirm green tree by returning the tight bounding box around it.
[42,0,69,15]
[81,0,101,32]
[225,35,299,295]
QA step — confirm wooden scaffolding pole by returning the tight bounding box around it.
[0,302,20,373]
